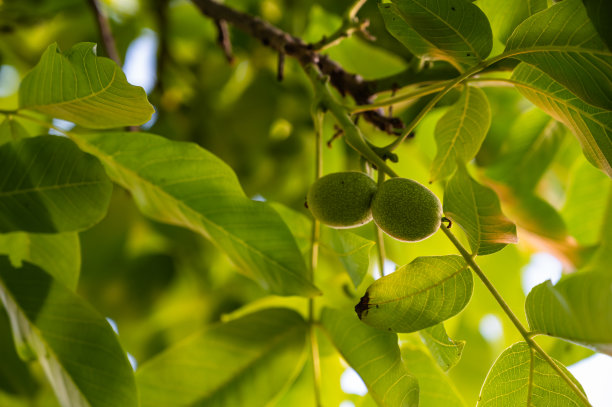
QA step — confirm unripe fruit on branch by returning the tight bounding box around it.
[307,172,377,228]
[371,178,442,242]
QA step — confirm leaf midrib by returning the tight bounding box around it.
[371,260,469,306]
[72,135,313,294]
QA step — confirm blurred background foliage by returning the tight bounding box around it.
[0,0,608,406]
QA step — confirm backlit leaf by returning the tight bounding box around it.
[19,43,154,129]
[401,343,465,407]
[71,132,318,297]
[379,0,493,70]
[0,232,80,290]
[419,323,465,372]
[136,308,307,407]
[356,255,472,333]
[511,62,612,178]
[431,86,491,182]
[505,0,612,110]
[477,0,547,44]
[321,307,419,407]
[477,342,588,406]
[443,165,517,255]
[0,117,30,145]
[0,136,112,233]
[0,257,138,407]
[486,108,565,192]
[526,271,612,356]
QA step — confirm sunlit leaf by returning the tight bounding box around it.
[19,42,154,129]
[0,232,80,290]
[321,307,419,407]
[356,256,472,333]
[505,0,612,110]
[321,228,374,288]
[444,165,517,255]
[271,202,374,288]
[511,62,612,178]
[71,132,317,297]
[0,136,112,233]
[401,343,465,407]
[486,109,565,192]
[526,271,612,356]
[477,0,547,44]
[0,118,30,145]
[430,86,491,182]
[419,323,465,372]
[561,160,611,245]
[0,257,138,407]
[379,0,493,69]
[477,342,588,406]
[136,308,308,407]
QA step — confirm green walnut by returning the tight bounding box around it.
[371,178,442,242]
[307,172,377,228]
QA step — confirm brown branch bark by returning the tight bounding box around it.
[87,0,121,65]
[191,0,403,133]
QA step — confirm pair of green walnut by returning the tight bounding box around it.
[307,172,442,242]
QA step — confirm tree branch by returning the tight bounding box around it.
[190,0,403,133]
[87,0,121,65]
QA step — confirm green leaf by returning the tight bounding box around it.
[582,0,612,51]
[431,86,491,182]
[356,255,473,333]
[0,136,112,233]
[321,227,375,288]
[379,0,493,69]
[505,0,612,110]
[19,42,154,129]
[511,62,612,178]
[419,323,465,372]
[525,271,612,355]
[0,309,39,397]
[0,232,80,290]
[321,307,419,407]
[477,0,547,44]
[443,165,517,255]
[0,257,138,407]
[0,117,30,145]
[503,192,568,240]
[272,201,375,288]
[477,342,588,406]
[71,132,317,297]
[562,160,612,245]
[136,308,308,407]
[401,343,465,407]
[486,109,565,192]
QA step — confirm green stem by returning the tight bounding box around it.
[350,82,448,114]
[385,62,485,152]
[440,225,591,406]
[308,106,323,407]
[305,66,399,178]
[0,109,18,115]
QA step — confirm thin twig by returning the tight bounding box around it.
[214,19,234,64]
[441,225,591,406]
[87,0,121,65]
[190,0,402,133]
[277,51,285,81]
